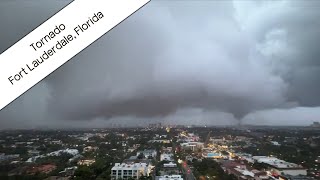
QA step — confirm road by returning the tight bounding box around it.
[181,161,196,180]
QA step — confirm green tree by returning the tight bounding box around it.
[73,166,94,180]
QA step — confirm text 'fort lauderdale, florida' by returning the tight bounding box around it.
[8,12,104,85]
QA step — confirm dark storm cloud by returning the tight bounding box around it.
[1,0,320,128]
[233,1,320,106]
[45,1,287,121]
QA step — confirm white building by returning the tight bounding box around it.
[163,162,177,168]
[253,156,307,176]
[271,167,307,176]
[160,153,174,162]
[158,175,183,180]
[111,163,152,180]
[180,142,204,151]
[136,149,157,159]
[270,141,281,146]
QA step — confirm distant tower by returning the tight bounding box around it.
[204,131,212,148]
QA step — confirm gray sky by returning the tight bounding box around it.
[1,0,320,129]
